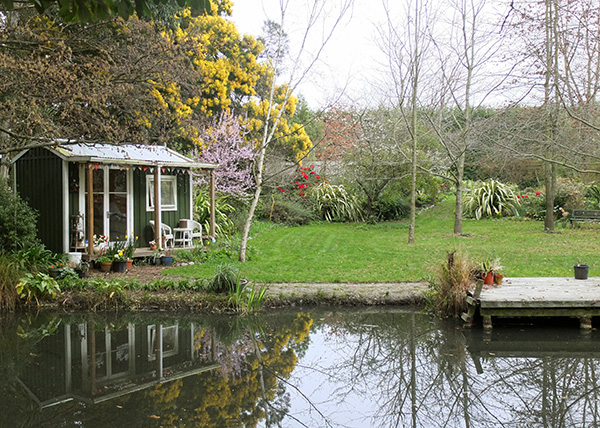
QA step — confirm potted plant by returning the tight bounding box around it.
[74,260,89,278]
[93,234,109,254]
[97,255,112,272]
[125,235,137,269]
[574,260,589,280]
[48,263,65,278]
[161,248,174,266]
[153,248,163,265]
[112,246,127,272]
[475,257,503,285]
[149,240,157,250]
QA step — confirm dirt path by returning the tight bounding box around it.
[264,282,428,306]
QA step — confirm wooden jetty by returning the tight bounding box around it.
[462,277,600,330]
[463,328,600,374]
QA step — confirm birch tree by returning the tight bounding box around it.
[239,0,353,262]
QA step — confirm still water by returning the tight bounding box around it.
[1,308,599,427]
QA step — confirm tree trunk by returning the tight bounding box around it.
[544,162,556,232]
[453,154,465,235]
[408,0,420,245]
[239,182,261,262]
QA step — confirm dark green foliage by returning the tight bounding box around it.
[260,198,315,226]
[194,189,236,237]
[15,272,61,305]
[0,253,21,311]
[373,193,410,221]
[0,183,39,252]
[515,191,546,220]
[10,244,66,273]
[585,183,600,209]
[310,182,363,222]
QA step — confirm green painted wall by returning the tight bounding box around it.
[15,148,64,252]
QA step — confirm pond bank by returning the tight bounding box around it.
[36,281,428,313]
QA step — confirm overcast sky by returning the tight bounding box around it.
[231,0,386,109]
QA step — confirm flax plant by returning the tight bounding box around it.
[464,179,519,219]
[228,280,268,314]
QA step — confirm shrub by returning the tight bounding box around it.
[515,190,546,220]
[15,272,61,306]
[10,244,67,273]
[517,179,586,221]
[260,198,315,225]
[0,182,39,252]
[424,251,475,317]
[229,281,268,314]
[310,182,363,222]
[0,253,22,311]
[194,189,236,237]
[464,179,519,219]
[207,263,240,293]
[554,178,585,212]
[585,183,600,209]
[373,192,410,221]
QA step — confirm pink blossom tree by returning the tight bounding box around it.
[193,112,256,200]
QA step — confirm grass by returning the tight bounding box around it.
[167,197,600,283]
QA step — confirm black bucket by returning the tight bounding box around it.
[574,264,589,280]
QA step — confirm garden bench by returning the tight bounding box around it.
[570,209,600,225]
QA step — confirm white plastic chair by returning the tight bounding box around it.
[149,220,174,248]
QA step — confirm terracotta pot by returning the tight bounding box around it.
[99,262,112,272]
[494,273,504,285]
[483,271,494,285]
[126,259,133,270]
[150,244,157,250]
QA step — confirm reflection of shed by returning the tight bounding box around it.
[16,321,219,408]
[12,143,218,253]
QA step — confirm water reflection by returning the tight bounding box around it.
[1,310,599,427]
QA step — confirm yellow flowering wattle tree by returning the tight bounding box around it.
[150,4,312,163]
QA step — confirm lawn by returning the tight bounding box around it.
[168,197,600,283]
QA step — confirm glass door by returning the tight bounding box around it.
[108,169,127,239]
[85,167,129,240]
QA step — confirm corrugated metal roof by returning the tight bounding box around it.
[48,142,217,169]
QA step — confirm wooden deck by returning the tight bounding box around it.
[463,277,600,330]
[83,246,198,260]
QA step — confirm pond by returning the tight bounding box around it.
[1,308,599,427]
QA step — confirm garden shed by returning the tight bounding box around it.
[11,142,217,254]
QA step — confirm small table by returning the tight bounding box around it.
[173,228,193,247]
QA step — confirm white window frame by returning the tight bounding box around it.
[146,175,177,211]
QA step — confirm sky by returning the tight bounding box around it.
[230,0,520,110]
[231,0,386,109]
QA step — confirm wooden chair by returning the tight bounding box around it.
[149,220,174,248]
